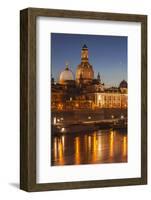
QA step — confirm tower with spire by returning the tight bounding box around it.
[97,72,101,83]
[76,44,94,84]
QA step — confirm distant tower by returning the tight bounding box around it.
[97,72,101,82]
[51,74,54,85]
[76,44,94,84]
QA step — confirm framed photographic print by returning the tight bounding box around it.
[20,8,147,191]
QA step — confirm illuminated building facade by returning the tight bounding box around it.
[51,45,127,111]
[94,92,127,109]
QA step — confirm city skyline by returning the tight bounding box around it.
[51,33,128,166]
[51,33,127,87]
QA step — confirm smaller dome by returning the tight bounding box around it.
[119,80,127,88]
[59,64,74,84]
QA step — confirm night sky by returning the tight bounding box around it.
[51,33,127,87]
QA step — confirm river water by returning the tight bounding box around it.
[51,129,127,166]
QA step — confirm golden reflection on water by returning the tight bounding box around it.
[75,137,80,164]
[92,132,97,162]
[53,136,66,165]
[54,138,57,159]
[52,129,127,166]
[110,131,114,158]
[59,140,63,165]
[123,136,127,157]
[88,136,91,151]
[61,135,65,149]
[97,135,102,159]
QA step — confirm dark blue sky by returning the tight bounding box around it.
[51,33,127,86]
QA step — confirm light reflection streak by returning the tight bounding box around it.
[52,130,127,166]
[110,131,114,157]
[92,133,98,162]
[88,136,91,151]
[75,137,80,164]
[61,135,65,151]
[97,135,102,159]
[54,137,58,159]
[58,139,64,165]
[123,136,127,157]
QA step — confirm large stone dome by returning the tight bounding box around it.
[76,63,94,82]
[59,64,74,84]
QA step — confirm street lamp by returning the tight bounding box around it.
[121,115,124,119]
[61,127,65,132]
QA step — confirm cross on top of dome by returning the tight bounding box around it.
[65,62,69,70]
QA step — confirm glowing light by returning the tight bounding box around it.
[121,115,124,119]
[58,139,64,165]
[61,127,65,132]
[88,136,91,152]
[61,135,65,148]
[57,103,63,110]
[97,136,102,150]
[75,103,79,108]
[88,116,91,120]
[53,117,56,125]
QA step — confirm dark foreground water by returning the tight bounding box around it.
[51,129,127,166]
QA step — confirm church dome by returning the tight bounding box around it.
[59,64,74,84]
[119,80,128,88]
[76,63,94,82]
